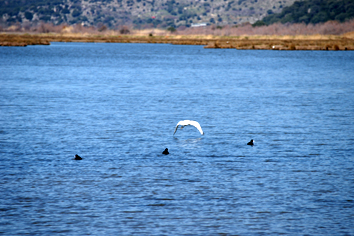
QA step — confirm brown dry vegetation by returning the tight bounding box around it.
[1,20,354,50]
[1,32,354,50]
[2,20,354,36]
[178,20,354,36]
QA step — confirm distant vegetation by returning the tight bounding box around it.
[1,0,354,33]
[254,0,354,26]
[0,0,297,29]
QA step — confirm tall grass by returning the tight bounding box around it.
[177,20,354,37]
[1,20,354,39]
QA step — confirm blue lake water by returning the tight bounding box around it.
[1,42,354,235]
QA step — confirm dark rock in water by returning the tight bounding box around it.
[162,148,169,155]
[247,139,254,146]
[75,154,82,160]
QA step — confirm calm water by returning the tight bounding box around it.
[1,43,354,235]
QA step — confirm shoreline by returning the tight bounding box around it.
[1,33,354,50]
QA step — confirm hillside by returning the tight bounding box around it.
[0,0,298,28]
[257,0,354,25]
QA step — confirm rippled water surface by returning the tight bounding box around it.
[1,43,354,235]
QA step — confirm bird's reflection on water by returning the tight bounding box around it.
[173,137,203,149]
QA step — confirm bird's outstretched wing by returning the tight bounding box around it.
[173,121,183,135]
[173,120,204,135]
[173,124,179,135]
[189,120,204,135]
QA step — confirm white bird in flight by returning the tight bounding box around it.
[173,120,204,135]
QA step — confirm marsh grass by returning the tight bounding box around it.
[1,20,354,50]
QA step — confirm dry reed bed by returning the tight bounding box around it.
[204,38,354,50]
[1,33,354,50]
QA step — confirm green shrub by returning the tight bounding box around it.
[25,11,33,20]
[167,26,176,32]
[252,20,266,27]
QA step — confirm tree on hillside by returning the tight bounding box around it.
[167,26,176,32]
[254,0,354,26]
